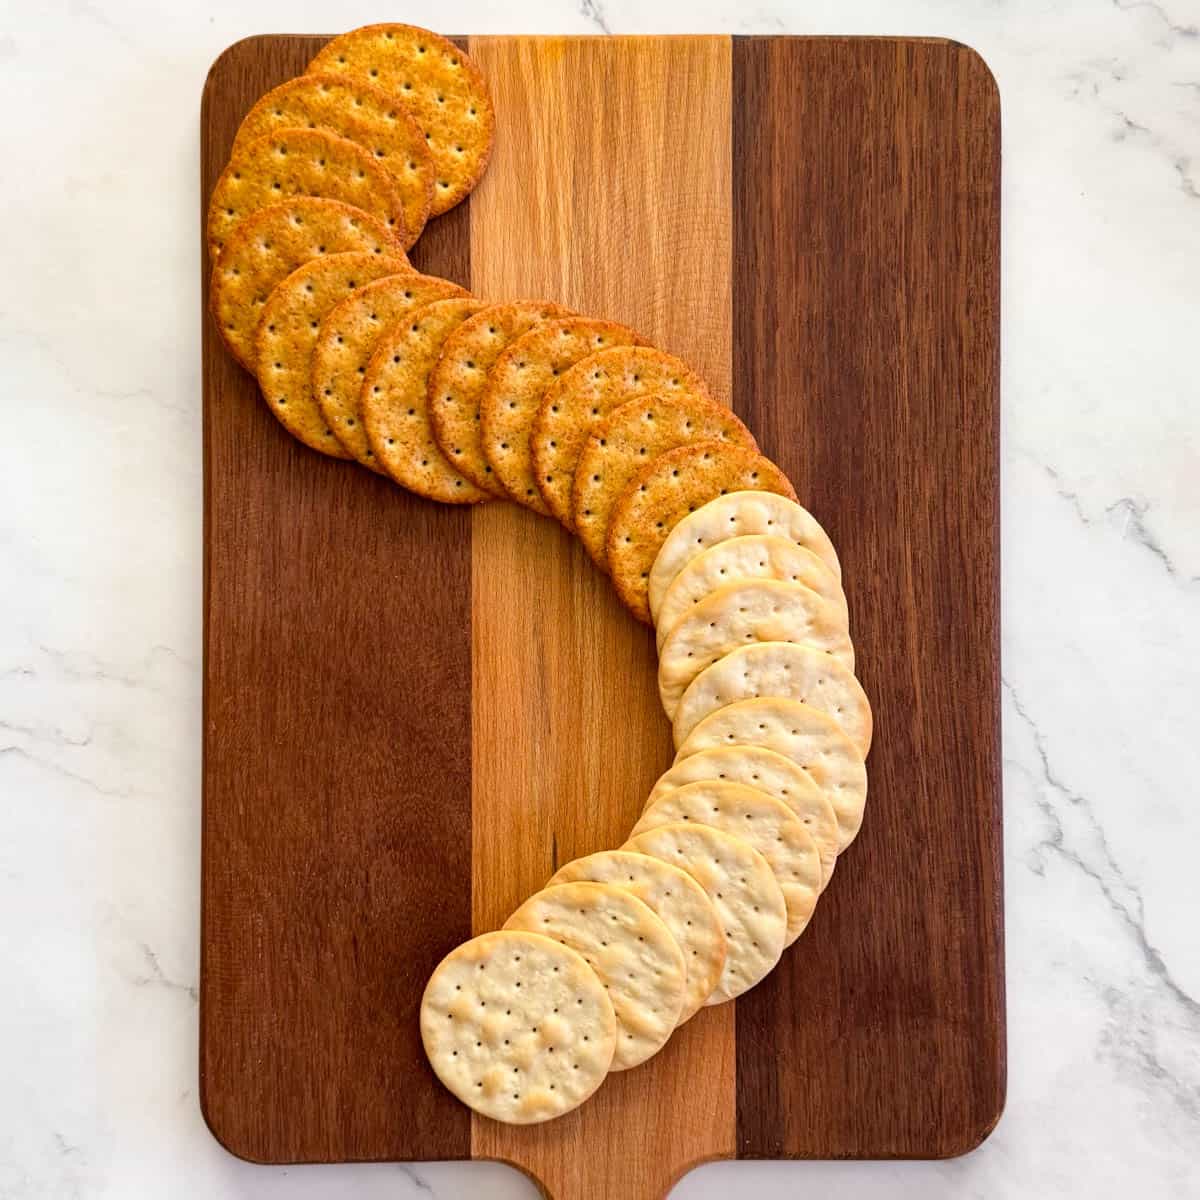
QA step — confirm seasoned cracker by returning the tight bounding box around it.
[361,297,491,502]
[646,746,839,886]
[312,271,469,468]
[209,197,404,371]
[674,641,873,756]
[232,73,434,248]
[207,128,408,259]
[420,930,616,1125]
[253,251,412,458]
[607,443,797,624]
[548,850,725,1022]
[307,24,495,215]
[623,822,786,1004]
[572,393,757,569]
[504,881,685,1070]
[531,347,713,526]
[675,697,868,851]
[428,301,570,497]
[648,490,841,623]
[480,318,645,513]
[631,781,822,944]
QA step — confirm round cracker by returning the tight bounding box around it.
[572,393,757,570]
[674,641,873,756]
[429,301,570,497]
[480,318,646,513]
[504,881,685,1070]
[657,580,855,719]
[361,297,491,502]
[531,347,713,526]
[313,271,469,468]
[656,534,848,652]
[623,822,786,1004]
[646,746,839,886]
[208,128,409,259]
[649,490,841,622]
[231,73,435,248]
[307,24,495,215]
[209,197,405,372]
[676,697,868,851]
[548,850,725,1022]
[420,930,616,1125]
[607,444,797,624]
[253,251,412,458]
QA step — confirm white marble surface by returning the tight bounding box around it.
[2,0,1198,1195]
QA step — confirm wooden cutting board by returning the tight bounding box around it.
[200,33,1003,1197]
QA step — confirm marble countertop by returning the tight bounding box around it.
[2,0,1198,1196]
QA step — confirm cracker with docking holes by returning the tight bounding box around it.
[646,746,839,886]
[657,579,855,719]
[504,881,685,1070]
[608,444,797,624]
[676,698,868,851]
[648,490,841,623]
[623,822,786,1004]
[548,850,725,1022]
[420,930,616,1125]
[313,271,469,469]
[572,393,758,570]
[362,297,491,501]
[631,781,822,944]
[429,301,570,497]
[254,251,412,458]
[209,197,405,372]
[532,347,714,527]
[656,534,848,652]
[480,318,646,513]
[231,74,434,247]
[307,23,494,215]
[674,641,873,756]
[208,128,409,260]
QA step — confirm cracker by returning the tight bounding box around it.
[531,347,713,526]
[607,443,797,624]
[658,580,855,719]
[207,128,408,259]
[623,822,786,1004]
[480,318,645,513]
[648,490,841,623]
[209,197,405,372]
[307,24,495,215]
[504,881,685,1070]
[428,301,570,497]
[361,297,491,502]
[656,534,848,652]
[675,698,868,851]
[420,930,616,1125]
[572,394,757,569]
[231,73,434,248]
[547,850,725,1022]
[674,641,873,757]
[312,271,469,468]
[646,746,839,886]
[253,251,412,458]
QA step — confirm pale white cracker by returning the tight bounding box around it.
[420,929,616,1125]
[504,881,685,1070]
[676,698,868,851]
[623,822,786,1004]
[657,579,856,720]
[648,490,842,622]
[548,850,725,1022]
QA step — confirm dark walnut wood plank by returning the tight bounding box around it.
[731,36,1004,1159]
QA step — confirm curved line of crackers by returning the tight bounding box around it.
[209,23,874,1127]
